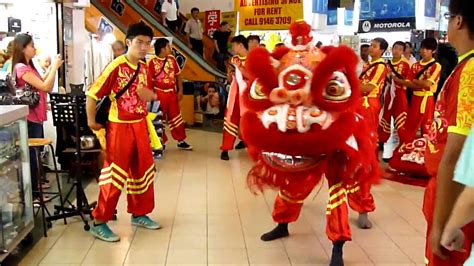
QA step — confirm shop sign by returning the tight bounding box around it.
[205,10,221,38]
[7,17,21,33]
[358,18,416,33]
[235,0,303,31]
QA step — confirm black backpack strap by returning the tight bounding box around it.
[388,60,404,79]
[359,62,385,80]
[415,61,437,80]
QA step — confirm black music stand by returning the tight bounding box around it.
[47,94,96,231]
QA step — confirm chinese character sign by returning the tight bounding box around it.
[205,10,221,38]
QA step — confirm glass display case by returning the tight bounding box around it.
[0,106,34,261]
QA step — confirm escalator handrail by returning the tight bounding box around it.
[126,0,226,79]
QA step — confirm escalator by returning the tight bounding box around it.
[132,0,217,68]
[88,0,226,82]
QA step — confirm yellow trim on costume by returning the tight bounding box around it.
[127,164,155,184]
[328,182,343,194]
[170,116,184,126]
[99,172,127,186]
[87,55,134,100]
[346,186,360,194]
[278,191,304,204]
[224,126,238,137]
[100,163,130,178]
[329,189,346,202]
[224,119,238,130]
[447,126,471,136]
[156,88,175,93]
[458,49,474,62]
[362,96,370,108]
[420,58,435,66]
[169,117,185,131]
[413,91,434,113]
[147,113,162,150]
[98,179,124,191]
[424,257,429,265]
[326,198,347,214]
[127,177,154,195]
[127,170,155,189]
[170,114,183,124]
[224,120,238,131]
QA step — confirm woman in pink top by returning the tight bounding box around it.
[11,33,63,201]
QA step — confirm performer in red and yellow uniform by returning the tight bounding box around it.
[379,42,411,141]
[378,41,411,159]
[86,22,160,242]
[148,38,192,150]
[423,2,474,262]
[396,38,442,143]
[351,37,388,228]
[220,35,249,161]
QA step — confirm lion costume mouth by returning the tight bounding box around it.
[261,151,325,172]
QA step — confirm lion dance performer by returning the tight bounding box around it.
[238,21,380,265]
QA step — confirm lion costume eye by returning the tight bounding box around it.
[322,71,351,102]
[250,80,268,100]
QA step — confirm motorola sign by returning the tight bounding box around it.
[362,21,371,32]
[358,18,415,33]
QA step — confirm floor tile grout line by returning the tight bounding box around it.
[229,153,251,266]
[163,152,186,266]
[365,182,422,264]
[37,217,73,265]
[379,180,427,236]
[205,141,209,266]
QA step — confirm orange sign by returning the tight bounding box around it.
[235,0,303,31]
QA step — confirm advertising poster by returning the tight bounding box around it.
[327,9,338,26]
[313,0,328,14]
[424,0,436,18]
[235,0,303,31]
[358,0,416,33]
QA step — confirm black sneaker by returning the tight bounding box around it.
[235,141,246,150]
[177,141,193,150]
[220,151,229,161]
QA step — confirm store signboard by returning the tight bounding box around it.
[359,17,415,33]
[235,0,303,31]
[7,17,21,33]
[205,10,221,38]
[358,0,416,33]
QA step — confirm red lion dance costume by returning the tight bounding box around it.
[239,21,380,266]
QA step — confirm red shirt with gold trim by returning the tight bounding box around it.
[408,58,442,92]
[148,55,181,92]
[388,57,411,91]
[86,55,149,123]
[360,58,388,98]
[425,50,474,176]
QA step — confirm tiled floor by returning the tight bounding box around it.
[18,129,427,266]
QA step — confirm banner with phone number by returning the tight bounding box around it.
[236,0,303,31]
